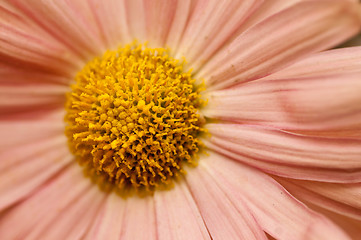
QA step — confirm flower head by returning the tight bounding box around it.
[1,0,361,239]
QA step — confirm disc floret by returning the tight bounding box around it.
[65,43,205,194]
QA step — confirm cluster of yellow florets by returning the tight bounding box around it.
[65,43,205,194]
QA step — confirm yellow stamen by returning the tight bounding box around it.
[65,43,205,195]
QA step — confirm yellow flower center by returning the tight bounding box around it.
[65,43,205,195]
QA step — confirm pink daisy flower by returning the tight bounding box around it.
[1,0,361,239]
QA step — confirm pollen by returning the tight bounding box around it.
[65,43,205,194]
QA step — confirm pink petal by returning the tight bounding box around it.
[84,193,125,240]
[0,84,67,114]
[207,123,361,169]
[231,0,358,39]
[198,0,361,90]
[206,139,361,183]
[201,152,351,240]
[0,135,71,211]
[234,0,304,33]
[8,0,106,61]
[144,0,177,47]
[88,0,131,48]
[120,196,157,239]
[165,0,193,51]
[204,124,361,183]
[125,0,147,42]
[154,181,210,240]
[307,203,361,240]
[280,179,361,221]
[25,185,105,240]
[0,164,100,240]
[175,0,262,70]
[292,181,361,213]
[0,62,71,85]
[342,32,361,48]
[0,1,85,75]
[261,47,361,80]
[204,72,361,138]
[0,108,64,148]
[248,48,361,138]
[186,166,267,239]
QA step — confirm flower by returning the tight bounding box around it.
[1,0,361,239]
